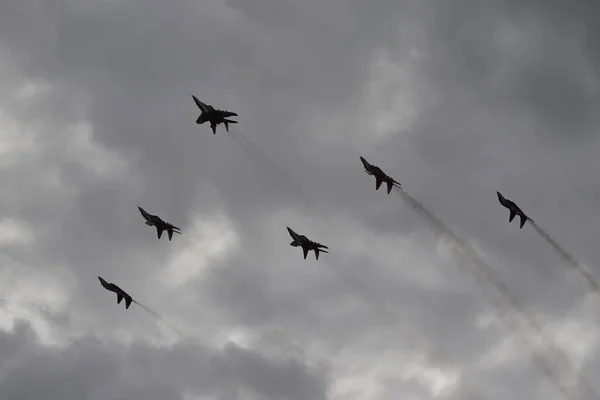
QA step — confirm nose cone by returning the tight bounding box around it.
[359,156,369,168]
[98,276,107,285]
[496,191,504,202]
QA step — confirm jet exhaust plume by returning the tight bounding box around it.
[201,134,480,399]
[132,300,183,337]
[226,128,314,207]
[394,187,596,399]
[529,222,600,296]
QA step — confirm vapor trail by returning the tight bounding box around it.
[133,299,183,337]
[226,128,314,207]
[395,187,597,400]
[216,130,486,399]
[218,131,547,399]
[530,221,600,296]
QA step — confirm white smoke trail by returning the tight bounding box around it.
[209,126,581,399]
[530,221,600,296]
[226,128,314,207]
[216,130,486,399]
[132,299,184,337]
[394,187,596,400]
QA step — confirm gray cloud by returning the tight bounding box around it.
[0,0,600,399]
[0,320,328,400]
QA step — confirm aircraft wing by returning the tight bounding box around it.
[302,247,309,259]
[219,110,238,118]
[191,94,210,112]
[375,176,383,190]
[509,209,516,222]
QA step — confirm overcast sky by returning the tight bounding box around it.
[1,0,600,399]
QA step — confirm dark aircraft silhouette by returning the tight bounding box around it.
[138,206,181,240]
[360,156,401,194]
[191,94,238,135]
[497,191,533,229]
[98,276,133,309]
[286,226,329,260]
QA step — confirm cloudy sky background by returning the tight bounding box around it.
[1,0,600,399]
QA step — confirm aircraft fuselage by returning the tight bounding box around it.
[98,276,133,309]
[497,191,531,229]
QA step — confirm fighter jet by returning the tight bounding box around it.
[497,191,533,229]
[360,156,401,194]
[98,276,133,309]
[286,226,329,260]
[138,206,182,241]
[191,94,238,135]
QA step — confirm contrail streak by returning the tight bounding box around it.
[395,187,597,400]
[226,128,314,207]
[530,221,600,296]
[133,299,183,337]
[211,131,486,399]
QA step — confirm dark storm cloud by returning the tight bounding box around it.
[1,0,600,399]
[0,320,329,400]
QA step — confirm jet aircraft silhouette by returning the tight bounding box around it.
[497,191,533,229]
[98,276,133,309]
[286,226,329,260]
[138,206,181,240]
[191,94,238,134]
[360,156,401,194]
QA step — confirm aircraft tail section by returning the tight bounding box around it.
[520,214,527,229]
[168,229,173,241]
[223,119,237,132]
[125,296,132,309]
[386,181,393,194]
